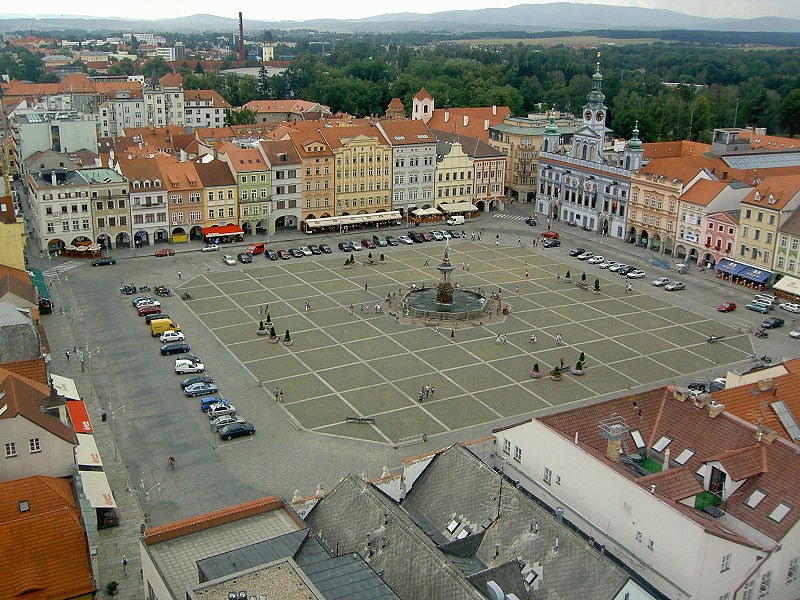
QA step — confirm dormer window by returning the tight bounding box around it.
[154,179,160,187]
[768,194,776,205]
[132,181,140,189]
[754,191,761,201]
[745,489,767,508]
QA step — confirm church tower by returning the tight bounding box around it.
[411,88,434,123]
[582,54,607,141]
[542,113,560,153]
[623,121,644,172]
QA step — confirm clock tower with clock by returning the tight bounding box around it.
[582,58,607,140]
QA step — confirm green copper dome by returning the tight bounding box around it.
[544,115,559,134]
[626,123,643,149]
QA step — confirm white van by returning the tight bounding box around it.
[447,215,465,226]
[754,294,779,307]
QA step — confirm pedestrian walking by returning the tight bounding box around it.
[418,388,425,403]
[279,389,284,403]
[122,555,128,576]
[529,333,537,344]
[525,270,529,279]
[424,257,429,266]
[517,237,522,246]
[450,329,455,339]
[259,306,263,315]
[559,356,565,369]
[496,239,500,247]
[515,286,520,294]
[65,350,70,361]
[265,303,269,313]
[626,283,632,293]
[430,386,435,397]
[424,385,430,398]
[555,333,563,345]
[177,271,182,279]
[466,262,470,271]
[364,281,368,291]
[349,304,354,314]
[556,274,561,282]
[274,388,280,402]
[435,324,440,334]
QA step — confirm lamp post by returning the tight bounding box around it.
[127,479,159,526]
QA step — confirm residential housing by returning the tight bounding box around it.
[116,157,170,247]
[143,72,184,128]
[183,90,231,129]
[79,167,130,249]
[704,209,741,268]
[217,144,271,236]
[194,159,238,227]
[285,129,334,227]
[411,88,510,142]
[492,386,800,600]
[259,139,301,231]
[433,138,474,207]
[243,99,332,124]
[157,159,204,241]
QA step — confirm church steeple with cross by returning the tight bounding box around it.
[582,52,607,140]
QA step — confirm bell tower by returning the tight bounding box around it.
[582,52,607,140]
[623,121,644,172]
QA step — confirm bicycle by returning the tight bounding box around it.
[166,457,176,471]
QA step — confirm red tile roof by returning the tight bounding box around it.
[679,179,729,207]
[643,140,711,159]
[740,175,800,210]
[0,358,47,385]
[638,156,718,186]
[0,368,76,444]
[538,386,800,543]
[0,476,75,522]
[413,88,433,101]
[636,467,704,500]
[425,106,511,142]
[144,496,283,544]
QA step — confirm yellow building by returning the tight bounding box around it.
[434,141,473,206]
[740,176,800,273]
[325,126,392,216]
[0,193,26,270]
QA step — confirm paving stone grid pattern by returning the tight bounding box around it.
[178,243,753,445]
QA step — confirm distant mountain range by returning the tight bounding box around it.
[0,3,799,34]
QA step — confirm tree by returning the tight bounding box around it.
[257,66,271,98]
[37,72,59,83]
[107,59,135,76]
[224,107,258,125]
[194,62,204,74]
[780,89,800,136]
[140,57,170,79]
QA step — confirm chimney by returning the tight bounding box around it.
[492,105,497,116]
[463,115,469,127]
[708,400,725,419]
[484,119,490,131]
[444,110,449,123]
[50,171,57,186]
[662,448,670,470]
[757,425,779,443]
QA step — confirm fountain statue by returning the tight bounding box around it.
[436,246,457,304]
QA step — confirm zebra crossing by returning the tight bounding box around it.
[43,261,85,278]
[493,213,527,221]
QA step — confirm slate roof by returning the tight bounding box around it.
[539,386,800,544]
[431,129,505,159]
[402,444,642,600]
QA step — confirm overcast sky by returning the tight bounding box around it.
[3,0,796,22]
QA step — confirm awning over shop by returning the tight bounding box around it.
[411,207,441,217]
[715,258,740,275]
[201,225,244,238]
[66,400,93,434]
[51,374,80,401]
[305,211,401,229]
[74,433,103,467]
[77,470,117,508]
[773,275,800,296]
[437,202,478,214]
[715,258,772,283]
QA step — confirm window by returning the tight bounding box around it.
[653,436,672,452]
[5,442,16,457]
[502,439,510,454]
[768,503,792,522]
[787,558,798,584]
[674,448,695,465]
[743,581,754,600]
[746,489,767,508]
[29,438,41,453]
[647,539,654,550]
[513,446,522,462]
[635,531,642,542]
[543,467,552,484]
[721,554,731,572]
[758,571,771,598]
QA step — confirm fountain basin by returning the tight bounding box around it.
[406,288,486,313]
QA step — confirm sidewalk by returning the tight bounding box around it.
[44,300,146,600]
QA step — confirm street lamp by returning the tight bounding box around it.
[126,478,159,526]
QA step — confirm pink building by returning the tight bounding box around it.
[703,209,739,267]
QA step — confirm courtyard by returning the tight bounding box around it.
[177,242,753,445]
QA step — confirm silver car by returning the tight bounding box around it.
[222,255,236,266]
[210,414,247,432]
[207,403,237,419]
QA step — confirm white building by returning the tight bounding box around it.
[259,139,301,232]
[98,89,146,137]
[13,110,98,163]
[143,73,184,128]
[492,386,800,600]
[182,90,231,128]
[376,119,436,217]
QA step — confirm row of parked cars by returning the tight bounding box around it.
[567,248,648,280]
[337,230,463,251]
[130,295,256,441]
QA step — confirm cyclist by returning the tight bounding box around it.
[166,456,176,471]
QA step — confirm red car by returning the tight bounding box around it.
[277,250,291,259]
[361,238,377,249]
[541,231,559,239]
[138,305,162,316]
[421,232,433,241]
[154,248,175,257]
[718,302,737,312]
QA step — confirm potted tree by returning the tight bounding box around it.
[529,362,543,379]
[379,253,385,262]
[106,582,119,596]
[283,329,293,346]
[579,351,585,363]
[564,270,572,283]
[264,312,272,327]
[572,360,584,375]
[550,366,563,381]
[593,279,601,294]
[268,326,279,343]
[256,319,268,335]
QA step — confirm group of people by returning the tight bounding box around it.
[495,333,508,344]
[418,385,436,402]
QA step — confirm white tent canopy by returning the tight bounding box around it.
[77,470,117,508]
[74,433,103,468]
[51,374,80,401]
[305,211,401,229]
[411,207,441,217]
[773,275,800,297]
[437,202,478,214]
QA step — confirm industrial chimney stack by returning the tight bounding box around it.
[238,12,245,62]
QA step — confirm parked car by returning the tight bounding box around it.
[145,313,172,324]
[237,252,252,264]
[177,354,202,364]
[207,403,237,419]
[568,248,585,257]
[160,342,190,355]
[446,230,461,238]
[588,255,605,264]
[159,330,185,343]
[277,250,291,259]
[180,374,213,388]
[790,328,800,339]
[717,302,736,312]
[210,414,247,432]
[174,359,204,374]
[138,305,162,316]
[200,396,227,411]
[298,246,313,256]
[185,382,219,397]
[626,269,646,278]
[217,422,255,440]
[337,242,353,252]
[542,239,561,248]
[289,248,304,258]
[91,257,116,266]
[541,231,559,239]
[319,244,333,253]
[616,265,634,275]
[200,244,219,252]
[598,260,616,269]
[430,231,445,241]
[779,302,800,313]
[398,235,414,245]
[577,252,594,261]
[385,236,398,246]
[222,255,236,266]
[408,232,425,243]
[246,243,265,256]
[440,230,452,239]
[652,277,670,287]
[746,303,771,314]
[154,248,175,257]
[132,297,159,306]
[308,245,322,255]
[372,236,388,247]
[761,317,785,329]
[421,232,433,242]
[360,238,377,249]
[664,281,685,291]
[265,249,278,260]
[350,241,363,251]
